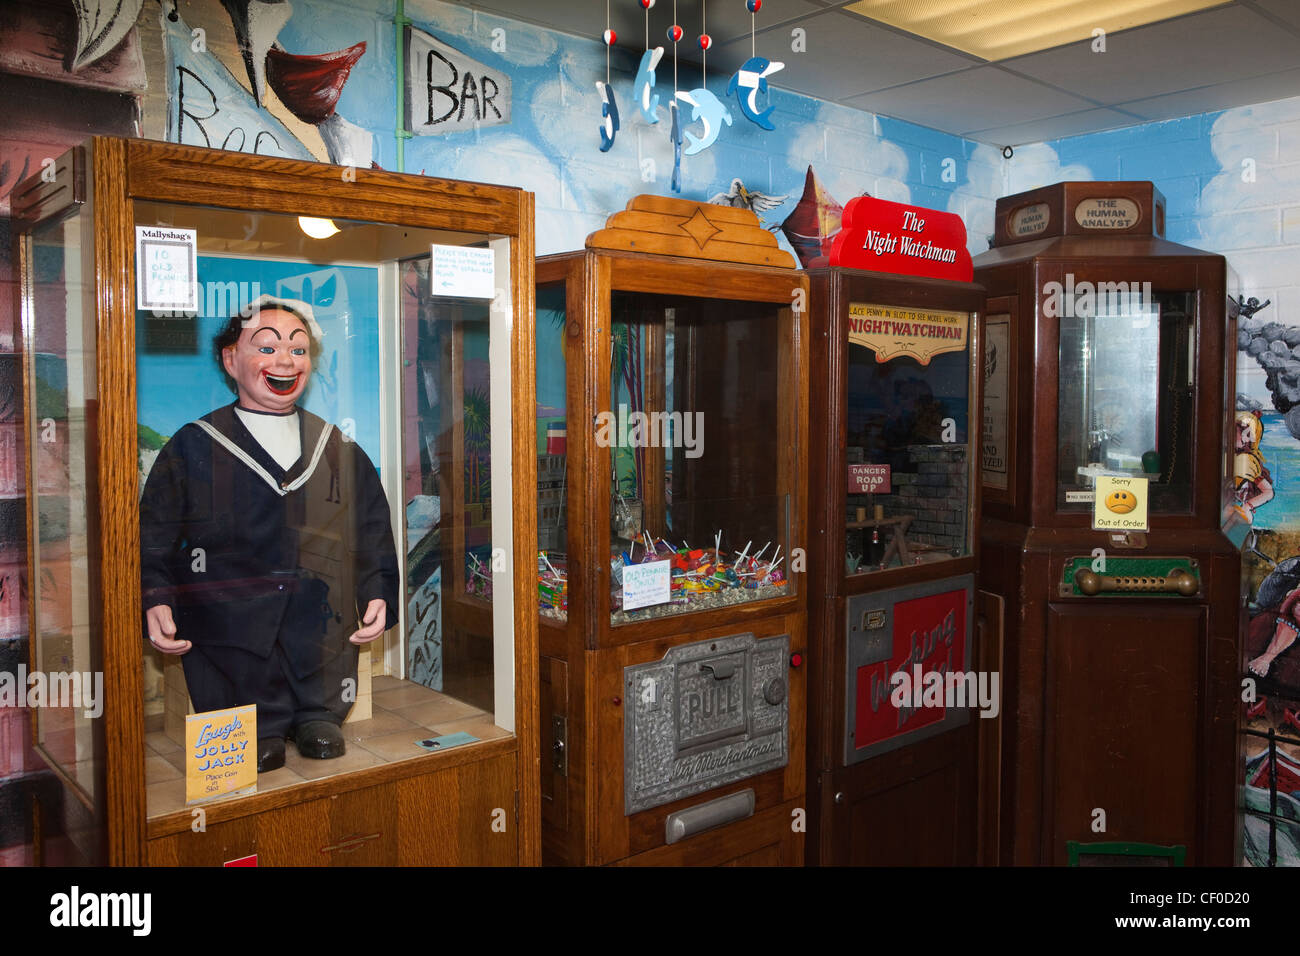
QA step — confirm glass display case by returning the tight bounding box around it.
[535,196,808,866]
[1056,291,1196,513]
[804,263,984,867]
[13,138,539,865]
[973,180,1239,866]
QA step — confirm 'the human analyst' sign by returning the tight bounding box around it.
[848,303,969,365]
[186,705,257,804]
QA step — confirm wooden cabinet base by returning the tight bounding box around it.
[147,751,519,866]
[614,799,804,867]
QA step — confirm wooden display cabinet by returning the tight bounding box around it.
[11,138,540,865]
[973,181,1240,865]
[535,196,808,866]
[805,267,985,866]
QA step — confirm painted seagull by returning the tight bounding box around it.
[709,178,787,214]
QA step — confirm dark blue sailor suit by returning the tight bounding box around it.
[140,404,399,737]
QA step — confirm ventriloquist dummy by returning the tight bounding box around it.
[140,296,399,772]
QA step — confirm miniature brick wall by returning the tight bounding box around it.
[884,445,969,554]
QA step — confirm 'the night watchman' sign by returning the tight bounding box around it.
[848,303,969,365]
[829,196,973,282]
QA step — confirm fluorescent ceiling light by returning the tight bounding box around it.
[843,0,1232,61]
[297,216,340,239]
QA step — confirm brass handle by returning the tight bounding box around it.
[1074,567,1198,596]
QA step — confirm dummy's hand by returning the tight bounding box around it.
[349,599,388,644]
[146,605,192,655]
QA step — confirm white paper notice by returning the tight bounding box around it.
[136,226,197,312]
[431,244,495,299]
[622,559,671,611]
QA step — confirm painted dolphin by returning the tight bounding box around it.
[669,98,683,193]
[634,47,664,125]
[727,56,784,131]
[597,80,620,152]
[676,89,733,156]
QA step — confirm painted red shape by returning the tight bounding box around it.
[265,42,367,125]
[224,854,258,867]
[829,195,973,282]
[853,587,967,751]
[779,166,845,269]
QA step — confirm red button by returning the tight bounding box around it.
[789,653,802,668]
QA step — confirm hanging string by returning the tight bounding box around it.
[702,0,707,83]
[606,0,611,84]
[673,0,678,95]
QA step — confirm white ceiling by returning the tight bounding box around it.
[443,0,1300,145]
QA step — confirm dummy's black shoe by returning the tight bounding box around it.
[293,720,345,760]
[256,737,286,773]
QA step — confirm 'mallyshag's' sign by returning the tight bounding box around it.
[848,303,969,365]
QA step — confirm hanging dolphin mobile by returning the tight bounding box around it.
[634,47,665,125]
[597,80,620,152]
[676,89,732,156]
[669,97,684,193]
[727,56,784,131]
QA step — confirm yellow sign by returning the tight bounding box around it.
[848,303,969,365]
[1092,475,1149,532]
[186,705,257,804]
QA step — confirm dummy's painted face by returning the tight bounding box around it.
[222,309,312,414]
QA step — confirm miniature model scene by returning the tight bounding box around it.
[845,307,971,574]
[135,207,509,815]
[1055,292,1196,513]
[606,290,790,622]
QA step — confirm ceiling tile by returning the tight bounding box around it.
[714,9,979,101]
[844,66,1097,137]
[1118,67,1300,121]
[1002,5,1300,106]
[962,107,1147,146]
[1247,0,1300,31]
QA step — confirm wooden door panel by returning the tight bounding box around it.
[1045,603,1204,864]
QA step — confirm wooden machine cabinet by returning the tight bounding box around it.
[806,267,986,866]
[973,181,1240,865]
[536,196,808,866]
[11,138,540,865]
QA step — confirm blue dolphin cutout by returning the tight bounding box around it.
[634,47,664,125]
[597,80,620,152]
[677,89,733,156]
[727,56,784,131]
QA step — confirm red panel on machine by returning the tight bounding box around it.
[853,587,968,750]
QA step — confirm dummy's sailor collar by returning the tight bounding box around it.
[235,404,297,417]
[196,414,333,497]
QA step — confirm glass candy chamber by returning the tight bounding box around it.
[973,180,1239,865]
[12,139,539,865]
[804,267,985,866]
[535,196,809,866]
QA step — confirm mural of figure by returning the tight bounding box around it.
[140,297,399,772]
[1233,409,1275,522]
